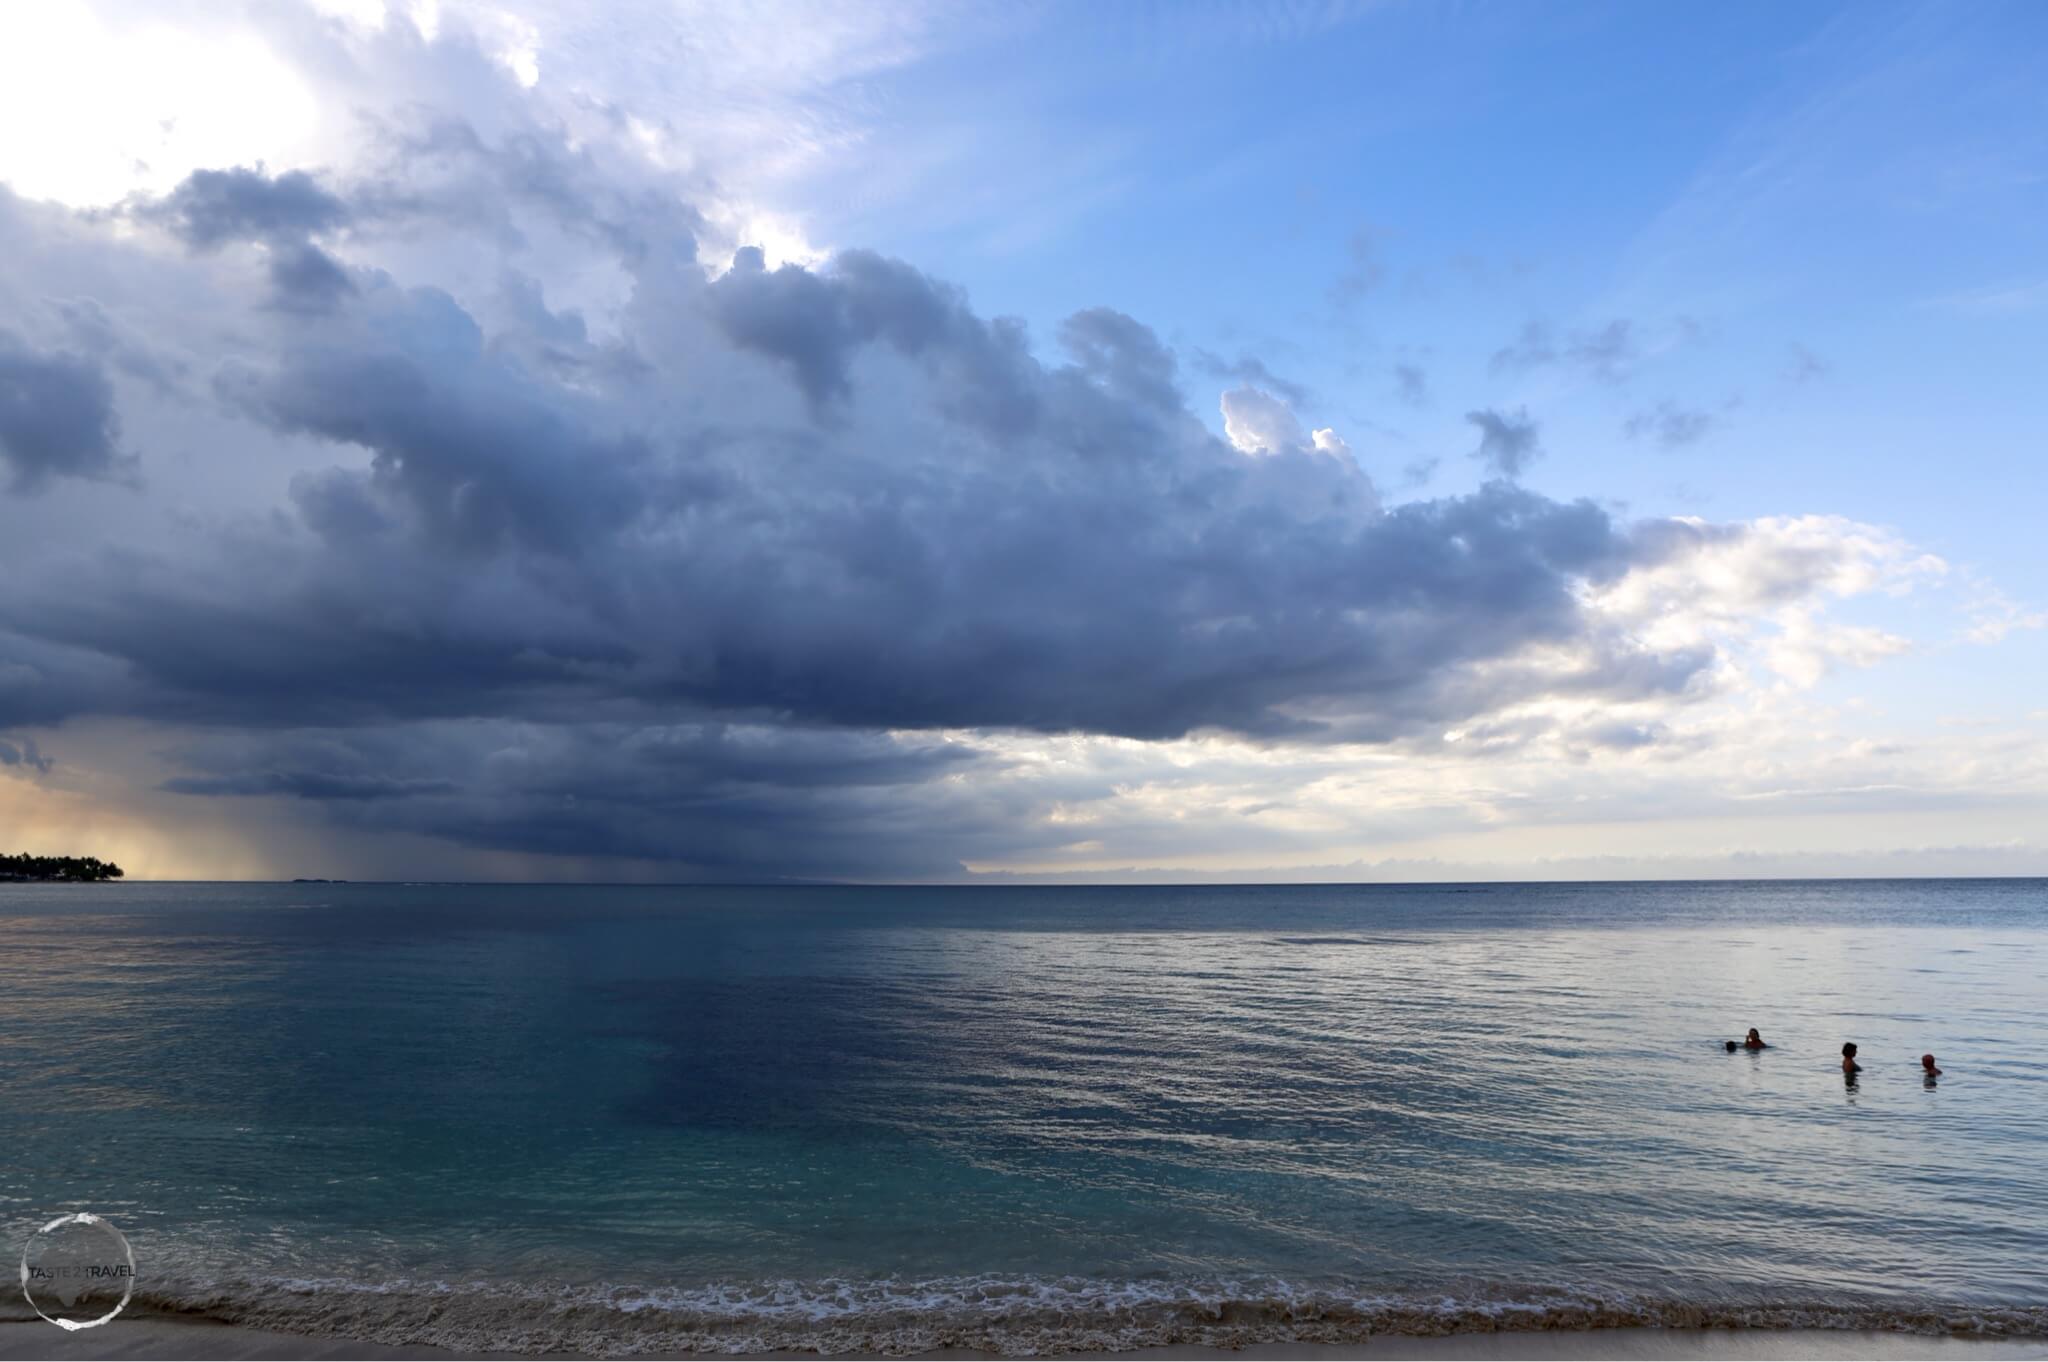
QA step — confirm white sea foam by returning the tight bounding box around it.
[128,1273,2048,1356]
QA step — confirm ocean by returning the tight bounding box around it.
[2,879,2044,1353]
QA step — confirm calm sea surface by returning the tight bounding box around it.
[1,880,2044,1351]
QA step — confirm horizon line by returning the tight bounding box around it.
[31,873,2048,888]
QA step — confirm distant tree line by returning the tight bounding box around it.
[0,853,125,882]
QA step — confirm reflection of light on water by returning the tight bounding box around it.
[3,881,2046,1330]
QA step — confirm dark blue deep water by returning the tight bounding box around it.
[2,880,2045,1351]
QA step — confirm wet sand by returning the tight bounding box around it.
[3,1317,2045,1360]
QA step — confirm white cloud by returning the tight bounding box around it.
[1961,580,2048,644]
[1220,385,1304,456]
[1758,610,1912,689]
[1584,515,1943,671]
[1310,427,1352,460]
[1220,386,1352,462]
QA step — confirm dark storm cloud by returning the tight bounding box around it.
[0,330,132,491]
[708,246,1040,429]
[0,630,136,731]
[4,165,1690,747]
[706,246,854,406]
[266,242,358,312]
[1056,307,1182,414]
[1465,407,1541,478]
[141,166,358,312]
[219,286,650,554]
[0,117,1758,876]
[146,166,350,250]
[0,735,52,774]
[163,770,459,800]
[52,298,188,392]
[160,722,1004,879]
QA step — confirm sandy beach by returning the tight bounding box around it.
[4,1318,2046,1362]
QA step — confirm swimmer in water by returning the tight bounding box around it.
[1842,1042,1861,1075]
[1922,1053,1942,1080]
[1744,1028,1767,1049]
[1724,1040,1739,1052]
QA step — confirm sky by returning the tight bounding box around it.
[0,0,2044,883]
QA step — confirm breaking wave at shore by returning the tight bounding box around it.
[128,1274,2048,1356]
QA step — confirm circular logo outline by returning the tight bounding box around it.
[19,1212,135,1332]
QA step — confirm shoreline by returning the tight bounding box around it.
[4,1318,2047,1361]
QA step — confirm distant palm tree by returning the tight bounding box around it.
[0,852,125,882]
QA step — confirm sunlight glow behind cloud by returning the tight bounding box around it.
[0,2,318,207]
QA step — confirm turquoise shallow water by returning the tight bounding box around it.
[1,880,2045,1352]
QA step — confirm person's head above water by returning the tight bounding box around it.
[1725,1040,1739,1052]
[1842,1042,1858,1057]
[1745,1028,1764,1047]
[1922,1053,1941,1074]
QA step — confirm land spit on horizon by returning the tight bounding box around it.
[0,852,125,882]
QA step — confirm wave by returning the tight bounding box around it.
[122,1274,2048,1355]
